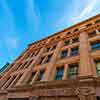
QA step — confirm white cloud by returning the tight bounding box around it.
[55,0,99,28]
[26,0,40,32]
[73,0,98,21]
[4,37,19,51]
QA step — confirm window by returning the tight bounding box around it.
[55,66,64,80]
[44,54,52,63]
[46,47,50,52]
[25,60,33,68]
[70,47,79,56]
[86,23,92,27]
[51,45,56,50]
[26,72,36,84]
[64,40,70,46]
[73,28,78,32]
[95,19,100,24]
[88,31,96,37]
[72,37,79,43]
[30,52,34,57]
[91,41,100,51]
[68,63,78,79]
[95,59,100,76]
[38,57,45,65]
[36,71,44,81]
[60,50,68,58]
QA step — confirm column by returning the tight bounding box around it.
[79,32,93,77]
[16,47,45,86]
[43,41,64,81]
[62,64,68,80]
[0,48,29,87]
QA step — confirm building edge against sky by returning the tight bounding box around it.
[0,14,100,100]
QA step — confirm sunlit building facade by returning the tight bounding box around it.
[0,14,100,100]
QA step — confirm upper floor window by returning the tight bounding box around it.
[94,59,100,76]
[72,37,79,43]
[60,50,68,59]
[36,71,44,81]
[38,57,45,65]
[90,40,100,51]
[26,72,36,84]
[64,39,70,46]
[86,23,92,27]
[73,28,78,32]
[55,66,64,80]
[68,63,78,79]
[95,19,100,24]
[88,31,97,37]
[70,47,79,56]
[43,54,52,64]
[51,45,56,50]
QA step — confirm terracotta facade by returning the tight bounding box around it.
[0,14,100,100]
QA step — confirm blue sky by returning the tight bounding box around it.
[0,0,100,68]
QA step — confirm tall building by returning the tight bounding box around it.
[0,14,100,100]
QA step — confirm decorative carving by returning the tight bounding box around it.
[74,87,96,100]
[29,96,39,100]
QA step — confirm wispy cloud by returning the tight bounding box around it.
[55,0,98,28]
[73,0,98,21]
[26,0,40,33]
[4,37,19,51]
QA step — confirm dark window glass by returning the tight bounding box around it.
[60,50,68,58]
[38,57,45,65]
[88,31,96,37]
[37,71,44,81]
[27,72,36,84]
[86,23,92,27]
[72,37,79,43]
[91,41,100,51]
[64,40,70,46]
[95,19,100,24]
[71,47,79,56]
[51,45,56,50]
[68,63,78,79]
[55,67,64,80]
[73,28,78,32]
[46,54,52,63]
[94,59,100,76]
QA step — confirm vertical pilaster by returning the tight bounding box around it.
[43,41,64,81]
[79,32,93,77]
[62,64,68,80]
[16,47,45,86]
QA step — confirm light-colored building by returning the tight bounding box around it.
[0,14,100,100]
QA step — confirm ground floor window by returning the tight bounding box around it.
[8,98,29,100]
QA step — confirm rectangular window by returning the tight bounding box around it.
[72,37,79,43]
[88,31,96,37]
[95,19,100,24]
[70,47,79,56]
[60,50,68,58]
[91,41,100,51]
[45,54,52,63]
[64,40,70,46]
[95,59,100,76]
[27,72,36,84]
[55,66,64,80]
[38,57,45,65]
[68,63,78,79]
[36,71,44,81]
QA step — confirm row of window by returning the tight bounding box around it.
[14,39,100,71]
[15,29,99,63]
[2,58,100,89]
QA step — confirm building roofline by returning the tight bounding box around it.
[28,13,100,47]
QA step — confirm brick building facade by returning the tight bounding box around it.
[0,14,100,100]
